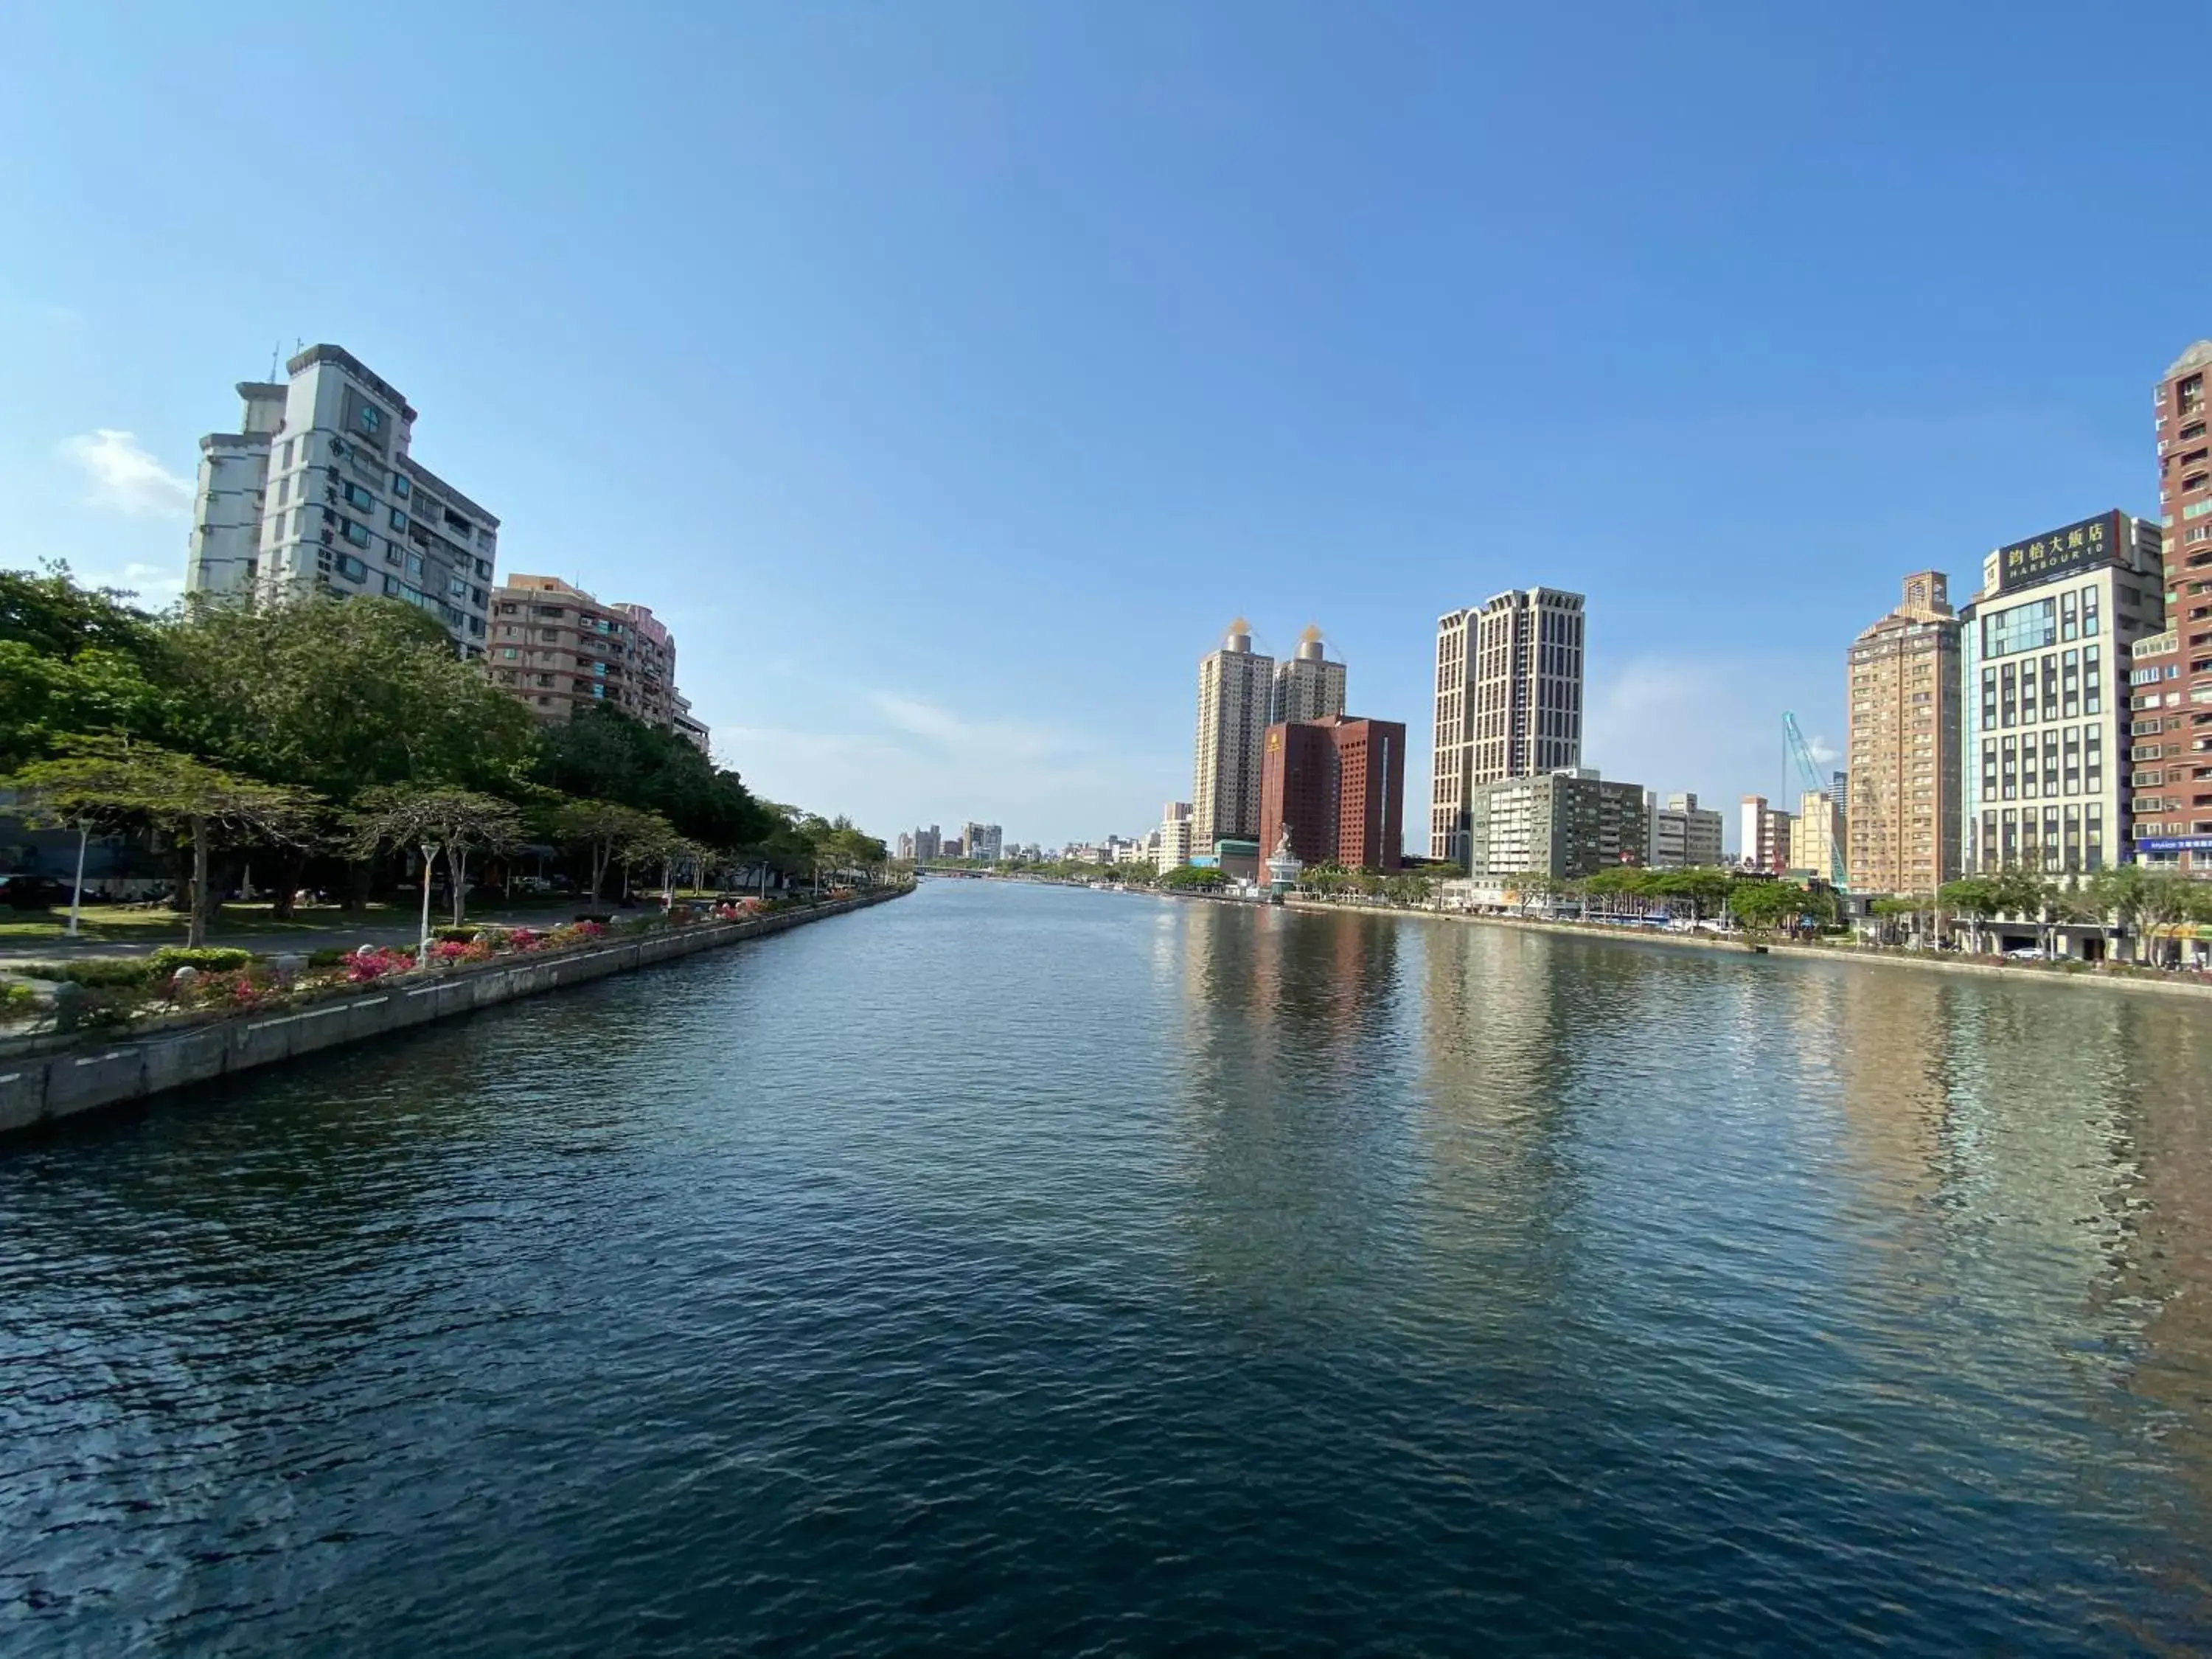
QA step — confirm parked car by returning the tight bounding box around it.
[2004,947,2048,961]
[0,874,68,911]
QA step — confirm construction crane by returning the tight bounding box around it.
[1784,711,1848,893]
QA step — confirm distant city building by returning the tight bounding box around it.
[1961,511,2160,875]
[187,344,496,655]
[1646,791,1725,868]
[961,822,1004,863]
[911,825,942,861]
[1739,795,1794,874]
[487,575,690,730]
[1847,572,1963,896]
[1430,588,1585,864]
[896,832,914,861]
[1464,768,1646,882]
[1270,626,1347,725]
[1192,619,1274,854]
[1257,716,1407,872]
[2135,341,2212,872]
[943,836,964,860]
[1156,801,1194,871]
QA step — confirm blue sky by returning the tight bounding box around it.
[2,3,2200,852]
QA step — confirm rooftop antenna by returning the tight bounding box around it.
[268,342,281,380]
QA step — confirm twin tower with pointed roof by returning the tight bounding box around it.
[1186,620,1405,879]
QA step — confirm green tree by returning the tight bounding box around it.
[1728,877,1822,938]
[533,704,769,850]
[0,563,176,768]
[3,740,318,946]
[1159,863,1223,891]
[546,797,679,901]
[169,594,538,799]
[351,787,526,943]
[1937,876,2003,954]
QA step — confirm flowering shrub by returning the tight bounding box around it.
[181,968,274,1010]
[504,928,548,952]
[428,938,494,965]
[547,920,608,947]
[344,947,416,983]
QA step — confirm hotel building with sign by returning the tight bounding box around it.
[1958,512,2164,875]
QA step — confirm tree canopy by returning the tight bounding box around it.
[0,568,878,917]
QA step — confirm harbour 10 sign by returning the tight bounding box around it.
[1997,513,2116,594]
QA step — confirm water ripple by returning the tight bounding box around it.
[4,884,2212,1654]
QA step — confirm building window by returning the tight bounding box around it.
[343,518,371,548]
[358,403,383,437]
[392,471,410,498]
[500,647,518,661]
[407,552,424,577]
[342,481,375,511]
[390,508,408,532]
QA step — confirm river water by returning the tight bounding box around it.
[5,880,2212,1655]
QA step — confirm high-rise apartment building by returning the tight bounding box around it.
[1739,796,1795,874]
[1464,768,1645,882]
[896,832,914,862]
[487,575,692,731]
[2132,341,2212,872]
[1846,572,1964,896]
[911,825,942,861]
[1257,716,1407,873]
[1192,620,1275,853]
[188,344,497,655]
[961,823,1004,863]
[611,603,678,728]
[1961,512,2161,876]
[1430,588,1585,865]
[1270,627,1347,726]
[1156,801,1194,871]
[1645,791,1725,868]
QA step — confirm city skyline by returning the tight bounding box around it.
[4,4,2202,849]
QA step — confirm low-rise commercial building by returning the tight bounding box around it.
[1157,802,1194,871]
[1794,789,1845,884]
[1464,768,1646,882]
[1646,791,1725,868]
[1739,795,1794,874]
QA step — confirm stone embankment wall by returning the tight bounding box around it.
[0,889,906,1138]
[1281,897,2212,1002]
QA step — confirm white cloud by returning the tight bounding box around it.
[60,429,192,518]
[868,692,1062,764]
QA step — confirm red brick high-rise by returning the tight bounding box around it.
[2134,340,2212,873]
[1258,715,1407,872]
